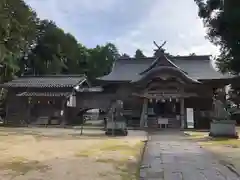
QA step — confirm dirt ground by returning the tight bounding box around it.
[0,127,146,180]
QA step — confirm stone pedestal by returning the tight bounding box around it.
[209,120,238,138]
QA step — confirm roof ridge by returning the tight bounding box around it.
[117,55,211,61]
[20,74,86,78]
[139,54,187,75]
[118,57,154,60]
[172,55,211,60]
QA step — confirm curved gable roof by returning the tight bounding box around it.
[135,66,201,84]
[98,55,230,82]
[139,55,186,75]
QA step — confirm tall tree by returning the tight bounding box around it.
[85,43,120,78]
[0,0,38,81]
[27,20,76,75]
[195,0,240,74]
[134,49,146,59]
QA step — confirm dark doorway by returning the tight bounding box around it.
[153,99,180,118]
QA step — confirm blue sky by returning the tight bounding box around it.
[25,0,219,56]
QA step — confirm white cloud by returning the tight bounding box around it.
[113,0,220,56]
[25,0,220,57]
[25,0,117,35]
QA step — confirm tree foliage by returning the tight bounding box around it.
[0,0,38,81]
[134,49,146,59]
[195,0,240,74]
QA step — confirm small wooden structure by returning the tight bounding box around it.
[1,75,90,126]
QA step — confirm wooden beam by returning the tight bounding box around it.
[132,92,199,99]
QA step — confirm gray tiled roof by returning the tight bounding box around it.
[99,58,153,81]
[2,75,86,88]
[99,55,231,81]
[171,58,231,80]
[17,92,71,97]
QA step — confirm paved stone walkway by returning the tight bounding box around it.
[140,130,240,180]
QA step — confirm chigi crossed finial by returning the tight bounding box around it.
[153,41,167,57]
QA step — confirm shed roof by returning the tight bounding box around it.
[98,55,231,82]
[1,75,87,88]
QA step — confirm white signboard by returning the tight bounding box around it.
[186,108,194,128]
[67,95,76,107]
[158,118,168,125]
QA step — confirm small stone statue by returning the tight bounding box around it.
[107,100,124,122]
[105,100,128,136]
[212,88,230,121]
[213,98,230,121]
[210,89,237,138]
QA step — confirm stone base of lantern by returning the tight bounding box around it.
[209,120,238,138]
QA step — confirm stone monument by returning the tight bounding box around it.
[105,100,128,136]
[209,89,238,138]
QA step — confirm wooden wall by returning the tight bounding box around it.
[76,92,115,111]
[185,97,212,110]
[5,90,28,126]
[185,97,213,129]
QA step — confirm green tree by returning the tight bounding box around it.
[0,0,38,81]
[85,43,120,78]
[27,20,69,75]
[195,0,240,74]
[134,49,146,59]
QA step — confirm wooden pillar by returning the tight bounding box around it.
[60,98,66,127]
[5,99,9,125]
[180,98,185,129]
[26,97,31,126]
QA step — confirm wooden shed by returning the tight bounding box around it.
[1,75,89,126]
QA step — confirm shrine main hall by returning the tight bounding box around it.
[1,48,237,129]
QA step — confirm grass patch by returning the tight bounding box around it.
[76,140,143,157]
[75,139,144,180]
[202,138,240,148]
[184,131,208,139]
[96,158,141,180]
[184,131,240,148]
[0,157,49,176]
[99,140,143,156]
